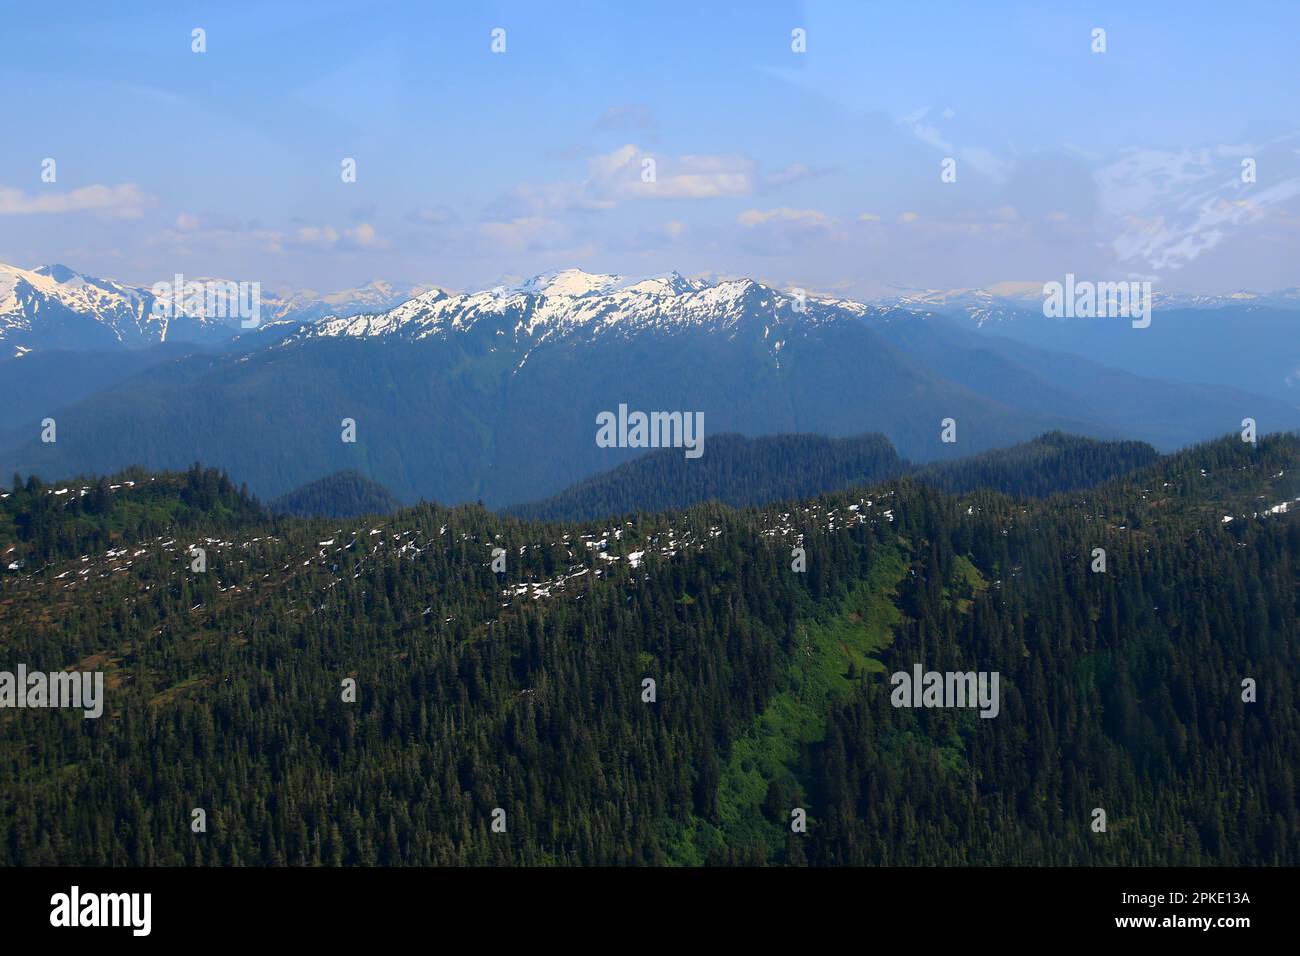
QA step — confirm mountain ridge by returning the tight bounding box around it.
[507,431,1163,522]
[0,259,439,355]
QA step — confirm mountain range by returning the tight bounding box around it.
[0,260,435,356]
[0,263,1296,510]
[879,284,1300,323]
[879,284,1300,402]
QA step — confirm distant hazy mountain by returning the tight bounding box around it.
[878,284,1300,326]
[251,279,442,332]
[966,305,1300,404]
[863,308,1299,446]
[877,283,1300,402]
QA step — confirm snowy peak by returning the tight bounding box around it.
[0,261,447,355]
[296,270,852,349]
[32,263,82,284]
[513,269,623,298]
[619,271,702,296]
[0,261,168,355]
[877,283,1300,328]
[270,279,443,325]
[10,256,1294,360]
[500,268,702,299]
[875,287,1039,327]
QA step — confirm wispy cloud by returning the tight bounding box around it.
[408,206,458,225]
[488,144,757,219]
[291,223,388,250]
[737,207,836,229]
[761,163,821,189]
[594,104,658,132]
[591,145,754,201]
[0,183,155,218]
[478,217,574,254]
[898,107,1013,183]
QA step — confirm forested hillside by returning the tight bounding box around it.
[270,470,403,518]
[1,434,1296,865]
[508,432,903,521]
[0,464,262,565]
[511,431,1159,522]
[913,431,1161,498]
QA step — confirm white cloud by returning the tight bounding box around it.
[290,223,387,250]
[489,145,757,219]
[737,207,835,228]
[295,225,340,247]
[346,223,385,249]
[478,217,572,254]
[146,220,287,256]
[592,145,754,201]
[491,180,614,218]
[762,163,818,188]
[0,183,155,218]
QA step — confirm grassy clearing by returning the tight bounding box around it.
[675,545,906,862]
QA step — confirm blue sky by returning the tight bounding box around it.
[2,0,1299,297]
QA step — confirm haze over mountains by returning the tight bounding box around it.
[880,284,1300,323]
[0,262,1296,510]
[886,285,1300,403]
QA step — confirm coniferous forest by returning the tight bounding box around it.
[1,432,1296,866]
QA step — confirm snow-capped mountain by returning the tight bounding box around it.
[9,257,1296,360]
[1147,288,1300,310]
[876,284,1300,329]
[0,261,248,356]
[0,261,441,356]
[260,279,442,328]
[875,288,1038,328]
[292,269,876,358]
[4,265,1298,511]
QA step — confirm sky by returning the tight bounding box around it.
[2,0,1299,298]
